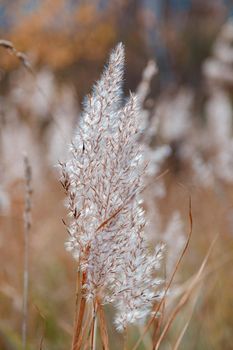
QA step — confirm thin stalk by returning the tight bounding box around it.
[74,269,82,322]
[91,304,98,350]
[71,272,87,350]
[22,155,32,350]
[152,299,165,348]
[72,297,86,350]
[77,305,93,350]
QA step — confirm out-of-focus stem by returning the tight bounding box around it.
[22,155,32,350]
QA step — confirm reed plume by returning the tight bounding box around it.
[60,43,164,348]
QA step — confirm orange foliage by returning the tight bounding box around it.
[0,1,118,70]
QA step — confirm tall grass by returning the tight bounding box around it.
[0,20,233,349]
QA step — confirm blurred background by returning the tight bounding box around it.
[0,1,233,349]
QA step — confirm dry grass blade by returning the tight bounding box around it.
[38,315,46,350]
[172,251,233,350]
[152,298,165,348]
[132,196,193,350]
[167,250,233,306]
[172,293,199,350]
[154,235,218,350]
[173,320,190,350]
[33,304,46,350]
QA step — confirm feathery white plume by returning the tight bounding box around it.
[60,43,164,330]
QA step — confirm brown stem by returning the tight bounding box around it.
[90,301,98,350]
[72,297,86,350]
[74,270,81,321]
[152,299,165,349]
[71,272,87,350]
[98,302,109,350]
[79,305,94,350]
